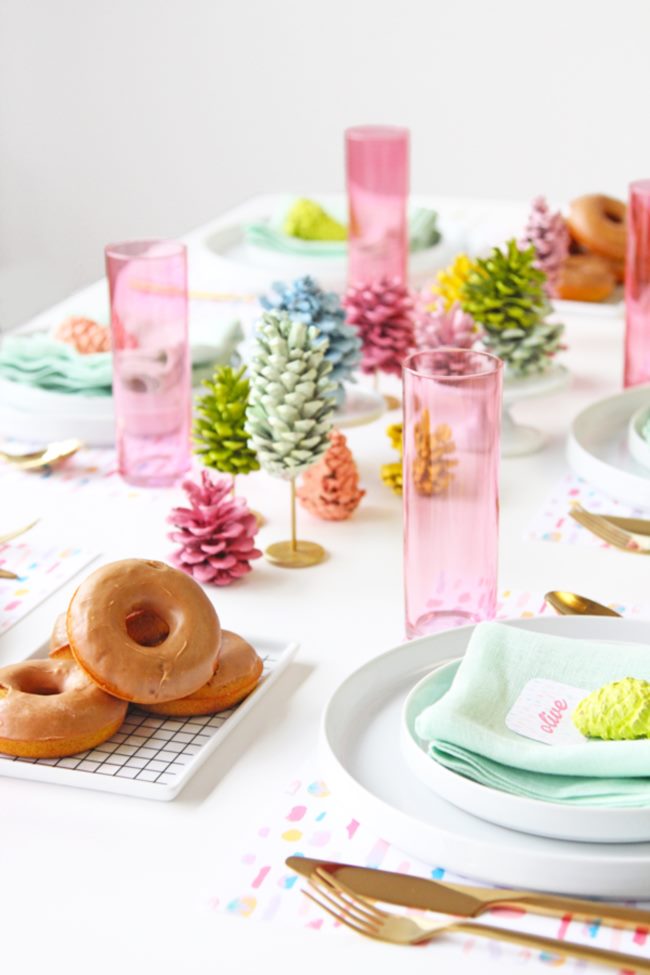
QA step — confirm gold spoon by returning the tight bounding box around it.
[544,590,622,618]
[0,438,83,470]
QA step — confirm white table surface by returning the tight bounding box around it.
[0,196,644,975]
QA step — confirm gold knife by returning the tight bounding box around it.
[286,856,650,929]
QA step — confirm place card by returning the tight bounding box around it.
[505,678,589,746]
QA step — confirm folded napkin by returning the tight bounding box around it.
[0,335,112,395]
[245,207,441,258]
[414,621,650,806]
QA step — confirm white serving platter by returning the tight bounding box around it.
[320,615,650,898]
[0,634,298,801]
[567,385,650,509]
[401,657,650,845]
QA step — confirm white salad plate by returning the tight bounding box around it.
[320,615,650,897]
[627,403,650,472]
[567,385,650,509]
[402,658,650,845]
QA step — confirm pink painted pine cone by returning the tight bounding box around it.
[343,276,415,377]
[415,296,478,350]
[520,196,569,295]
[168,470,262,585]
[297,429,365,520]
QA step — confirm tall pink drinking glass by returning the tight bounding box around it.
[105,239,191,486]
[624,179,650,387]
[345,125,409,286]
[403,349,503,638]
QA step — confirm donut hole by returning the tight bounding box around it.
[126,609,170,648]
[0,684,7,698]
[16,673,62,696]
[604,206,624,225]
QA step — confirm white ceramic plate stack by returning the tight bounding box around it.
[567,384,650,508]
[319,616,650,898]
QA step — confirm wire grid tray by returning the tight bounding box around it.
[0,635,298,800]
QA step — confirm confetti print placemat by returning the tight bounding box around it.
[0,524,98,635]
[526,472,650,548]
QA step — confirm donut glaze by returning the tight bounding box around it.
[142,630,263,717]
[0,657,127,758]
[555,254,616,302]
[568,195,626,262]
[50,612,68,654]
[67,559,221,704]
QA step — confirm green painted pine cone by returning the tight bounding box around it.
[194,364,260,475]
[245,311,337,479]
[482,320,564,377]
[461,239,550,333]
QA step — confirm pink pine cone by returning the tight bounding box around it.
[343,276,415,377]
[167,470,262,586]
[415,297,478,350]
[520,196,569,295]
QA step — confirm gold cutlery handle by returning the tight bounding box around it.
[493,893,650,930]
[454,919,650,972]
[0,569,18,580]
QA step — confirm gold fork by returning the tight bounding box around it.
[305,871,650,972]
[569,502,650,553]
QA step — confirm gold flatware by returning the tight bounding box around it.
[569,502,650,553]
[604,514,650,535]
[0,439,83,471]
[286,856,650,929]
[544,590,622,617]
[0,568,19,580]
[0,519,39,546]
[305,871,650,972]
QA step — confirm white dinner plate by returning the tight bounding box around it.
[320,615,650,897]
[567,385,650,509]
[628,403,650,472]
[401,658,650,844]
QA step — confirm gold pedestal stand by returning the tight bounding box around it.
[231,475,266,528]
[264,480,326,568]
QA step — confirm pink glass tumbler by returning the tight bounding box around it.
[345,125,409,286]
[105,239,191,486]
[624,180,650,387]
[403,350,503,638]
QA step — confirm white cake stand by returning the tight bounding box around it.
[502,364,569,457]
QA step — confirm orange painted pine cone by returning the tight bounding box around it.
[55,317,111,354]
[297,430,365,521]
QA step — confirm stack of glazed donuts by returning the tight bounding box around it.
[0,559,263,759]
[556,193,627,302]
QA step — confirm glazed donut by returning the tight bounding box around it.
[50,608,170,659]
[555,254,616,303]
[67,559,221,704]
[142,631,263,717]
[567,195,626,262]
[0,658,127,758]
[50,612,68,655]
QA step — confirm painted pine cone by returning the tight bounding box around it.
[343,277,415,377]
[520,196,569,295]
[245,310,337,479]
[55,317,111,354]
[261,276,361,402]
[297,430,365,520]
[168,471,262,585]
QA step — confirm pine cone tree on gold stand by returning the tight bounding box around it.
[413,411,457,496]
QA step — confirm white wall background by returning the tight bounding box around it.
[1,0,648,329]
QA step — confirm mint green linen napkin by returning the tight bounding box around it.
[244,207,441,257]
[414,621,650,806]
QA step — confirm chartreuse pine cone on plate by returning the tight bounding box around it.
[194,364,260,475]
[573,677,650,740]
[283,198,347,242]
[245,310,337,479]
